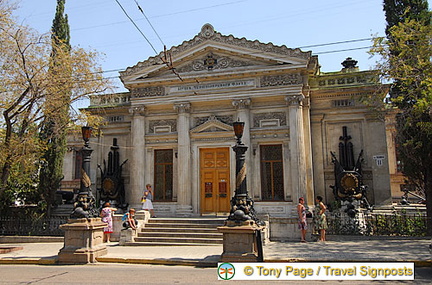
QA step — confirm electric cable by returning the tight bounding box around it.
[114,0,159,55]
[132,0,164,47]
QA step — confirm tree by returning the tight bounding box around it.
[372,1,432,234]
[0,1,110,211]
[38,0,71,216]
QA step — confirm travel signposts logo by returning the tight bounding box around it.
[218,263,235,280]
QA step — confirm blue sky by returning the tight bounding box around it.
[14,0,431,100]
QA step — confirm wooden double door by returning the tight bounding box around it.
[200,148,231,214]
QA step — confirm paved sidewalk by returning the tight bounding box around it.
[0,237,431,267]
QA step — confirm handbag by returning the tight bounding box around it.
[141,197,146,203]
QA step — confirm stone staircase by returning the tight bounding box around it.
[126,217,226,246]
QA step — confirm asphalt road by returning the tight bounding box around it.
[0,264,431,284]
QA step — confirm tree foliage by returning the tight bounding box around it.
[38,0,72,216]
[0,1,110,212]
[372,0,432,234]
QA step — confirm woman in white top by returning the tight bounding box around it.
[142,184,156,218]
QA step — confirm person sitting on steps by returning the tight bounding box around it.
[122,208,138,230]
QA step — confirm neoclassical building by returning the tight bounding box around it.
[63,24,396,217]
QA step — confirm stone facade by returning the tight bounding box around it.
[62,24,397,218]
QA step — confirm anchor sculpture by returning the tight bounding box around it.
[330,126,371,211]
[98,138,128,210]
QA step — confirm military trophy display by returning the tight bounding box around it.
[329,126,371,234]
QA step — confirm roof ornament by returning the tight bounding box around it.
[200,23,215,38]
[341,57,358,69]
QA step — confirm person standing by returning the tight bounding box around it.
[100,202,117,243]
[142,184,156,218]
[314,196,328,242]
[297,197,308,242]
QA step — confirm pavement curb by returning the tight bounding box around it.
[96,257,218,267]
[0,257,57,265]
[264,259,432,267]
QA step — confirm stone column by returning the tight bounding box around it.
[129,105,146,209]
[174,102,193,216]
[232,98,252,196]
[301,94,315,206]
[286,94,307,207]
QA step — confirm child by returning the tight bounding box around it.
[122,208,138,230]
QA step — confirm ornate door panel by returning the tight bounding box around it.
[200,148,230,213]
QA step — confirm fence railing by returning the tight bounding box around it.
[326,213,428,236]
[0,213,429,237]
[0,216,69,236]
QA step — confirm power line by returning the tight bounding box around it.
[114,0,159,54]
[297,38,373,49]
[133,0,164,47]
[314,46,372,55]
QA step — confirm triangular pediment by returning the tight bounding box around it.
[120,23,312,84]
[191,115,233,134]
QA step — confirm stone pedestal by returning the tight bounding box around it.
[218,221,265,262]
[119,228,136,245]
[58,218,107,264]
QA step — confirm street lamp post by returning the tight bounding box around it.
[218,120,265,262]
[227,121,261,225]
[59,126,108,264]
[71,126,98,218]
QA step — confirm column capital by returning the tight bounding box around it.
[129,105,146,116]
[232,98,251,109]
[174,102,191,114]
[285,94,305,106]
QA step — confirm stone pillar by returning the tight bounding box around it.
[232,98,252,196]
[129,105,146,209]
[58,218,107,264]
[174,102,193,216]
[301,94,315,206]
[286,94,307,206]
[218,222,264,262]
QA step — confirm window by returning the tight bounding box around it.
[260,145,284,201]
[154,149,173,201]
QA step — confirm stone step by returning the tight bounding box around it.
[134,236,223,244]
[141,227,219,233]
[129,217,225,246]
[145,223,221,229]
[137,232,222,239]
[123,241,221,246]
[148,218,225,224]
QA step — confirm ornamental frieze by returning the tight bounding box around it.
[194,115,234,127]
[260,74,302,87]
[313,74,377,88]
[176,53,251,73]
[253,112,287,128]
[149,119,177,133]
[132,86,165,97]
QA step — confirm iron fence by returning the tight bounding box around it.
[326,213,428,236]
[0,216,68,236]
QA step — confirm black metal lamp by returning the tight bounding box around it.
[233,121,245,144]
[81,126,92,147]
